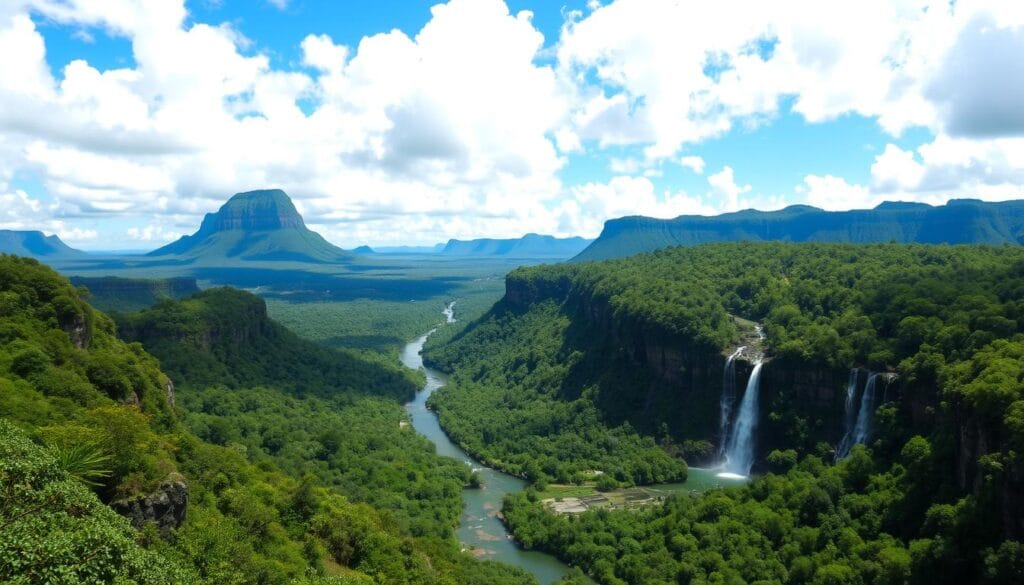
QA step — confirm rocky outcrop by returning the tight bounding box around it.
[59,309,91,349]
[163,376,176,408]
[112,474,188,536]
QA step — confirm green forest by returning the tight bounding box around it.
[426,242,1024,583]
[0,255,534,584]
[6,240,1024,584]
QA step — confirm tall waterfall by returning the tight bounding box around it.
[718,347,745,459]
[851,372,880,447]
[835,369,861,460]
[721,361,764,477]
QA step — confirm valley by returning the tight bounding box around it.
[4,191,1024,585]
[4,3,1023,583]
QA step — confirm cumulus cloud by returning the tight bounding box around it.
[798,175,875,211]
[0,0,1021,247]
[679,156,705,174]
[926,13,1024,138]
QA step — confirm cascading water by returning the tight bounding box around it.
[717,347,745,459]
[720,361,764,477]
[835,369,861,460]
[851,372,880,447]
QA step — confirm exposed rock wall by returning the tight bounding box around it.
[112,474,188,536]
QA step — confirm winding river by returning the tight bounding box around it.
[400,305,745,584]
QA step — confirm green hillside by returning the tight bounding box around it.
[575,199,1024,261]
[0,254,533,584]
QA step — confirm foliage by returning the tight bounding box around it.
[424,242,1024,583]
[0,255,534,584]
[117,287,420,401]
[504,444,1023,585]
[426,298,687,486]
[0,420,197,584]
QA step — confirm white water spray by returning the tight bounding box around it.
[852,373,880,446]
[721,361,764,476]
[836,369,860,459]
[718,347,745,459]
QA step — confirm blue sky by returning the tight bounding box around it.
[1,0,1022,249]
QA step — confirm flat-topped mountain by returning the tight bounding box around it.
[148,189,350,263]
[574,198,1024,261]
[442,234,593,258]
[0,230,86,258]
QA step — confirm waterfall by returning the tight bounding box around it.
[721,361,764,477]
[835,369,861,460]
[717,347,745,459]
[851,372,880,447]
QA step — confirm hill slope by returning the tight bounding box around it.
[116,287,416,400]
[0,230,86,258]
[147,189,350,263]
[443,233,593,258]
[575,198,1024,261]
[0,255,534,584]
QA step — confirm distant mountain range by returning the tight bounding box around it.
[148,189,350,263]
[0,230,86,259]
[574,199,1024,261]
[440,234,593,258]
[362,244,446,254]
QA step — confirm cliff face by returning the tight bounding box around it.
[201,189,306,231]
[503,275,897,466]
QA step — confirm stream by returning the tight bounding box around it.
[400,328,574,584]
[399,304,745,584]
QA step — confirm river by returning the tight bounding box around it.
[399,306,745,584]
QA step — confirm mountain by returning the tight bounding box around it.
[574,198,1024,261]
[442,233,593,258]
[0,230,86,258]
[147,189,350,263]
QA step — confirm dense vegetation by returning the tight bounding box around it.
[503,442,1024,585]
[426,242,1024,583]
[117,287,418,401]
[0,255,534,584]
[266,281,501,357]
[426,298,688,486]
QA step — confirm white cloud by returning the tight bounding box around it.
[557,0,1024,159]
[798,174,875,211]
[679,156,705,174]
[870,144,925,192]
[558,175,715,236]
[126,224,181,242]
[0,188,97,243]
[707,166,751,211]
[0,0,1022,247]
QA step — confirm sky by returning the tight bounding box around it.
[0,0,1023,250]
